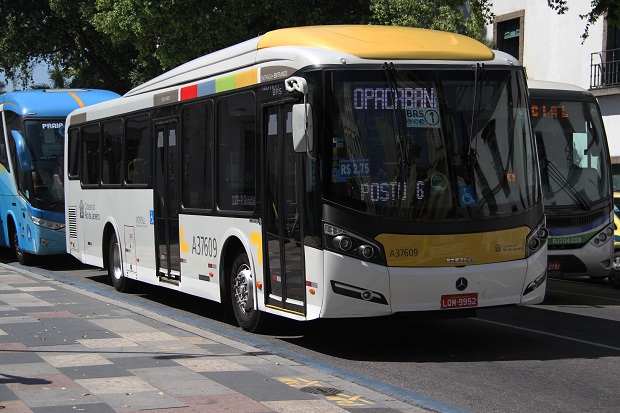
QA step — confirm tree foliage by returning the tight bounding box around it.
[370,0,493,42]
[7,1,611,94]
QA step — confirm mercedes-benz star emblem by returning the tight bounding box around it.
[456,277,468,291]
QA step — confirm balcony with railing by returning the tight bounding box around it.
[590,48,620,91]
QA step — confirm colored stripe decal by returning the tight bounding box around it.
[67,91,85,108]
[179,68,259,101]
[180,85,198,100]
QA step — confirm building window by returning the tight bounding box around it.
[494,10,524,62]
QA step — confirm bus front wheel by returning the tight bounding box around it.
[108,233,129,292]
[12,228,33,266]
[230,252,264,332]
[609,250,620,289]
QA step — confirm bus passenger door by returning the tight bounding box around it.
[264,103,306,315]
[154,120,181,282]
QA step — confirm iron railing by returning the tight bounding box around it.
[591,48,620,89]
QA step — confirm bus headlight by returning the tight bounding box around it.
[29,213,65,232]
[590,225,614,247]
[526,220,548,257]
[324,223,385,265]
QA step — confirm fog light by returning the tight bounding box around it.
[333,235,352,251]
[528,237,540,250]
[40,239,49,247]
[357,245,374,259]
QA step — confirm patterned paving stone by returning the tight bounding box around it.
[95,390,186,412]
[262,399,349,412]
[24,311,77,319]
[202,371,317,402]
[0,383,19,401]
[107,355,179,370]
[31,403,117,413]
[5,373,79,392]
[176,394,275,413]
[174,357,251,372]
[129,366,237,397]
[59,363,133,380]
[78,338,140,349]
[0,362,59,377]
[0,399,34,413]
[39,352,114,368]
[75,375,158,395]
[12,387,102,408]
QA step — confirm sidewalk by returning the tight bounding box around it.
[0,262,431,413]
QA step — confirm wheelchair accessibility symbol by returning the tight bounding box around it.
[458,185,477,207]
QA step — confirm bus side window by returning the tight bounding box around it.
[0,116,9,172]
[217,93,256,212]
[102,119,123,185]
[181,100,213,210]
[125,114,151,186]
[81,124,101,186]
[67,128,79,179]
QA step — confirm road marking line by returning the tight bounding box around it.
[477,318,620,352]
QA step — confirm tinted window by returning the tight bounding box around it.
[217,94,256,211]
[125,115,151,185]
[67,128,79,178]
[102,120,123,185]
[81,124,100,185]
[182,102,213,209]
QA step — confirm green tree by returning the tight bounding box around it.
[48,64,67,89]
[92,0,372,86]
[369,0,493,42]
[0,0,137,94]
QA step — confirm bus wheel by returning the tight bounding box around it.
[230,252,263,332]
[609,251,620,289]
[108,233,129,292]
[12,229,32,266]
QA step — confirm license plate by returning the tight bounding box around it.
[441,293,478,309]
[547,261,561,271]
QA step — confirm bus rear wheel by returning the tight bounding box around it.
[108,233,130,292]
[230,251,264,332]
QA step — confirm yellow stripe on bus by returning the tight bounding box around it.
[67,91,85,108]
[375,226,530,267]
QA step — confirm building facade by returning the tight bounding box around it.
[486,0,620,188]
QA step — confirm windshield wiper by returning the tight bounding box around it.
[536,132,591,211]
[382,62,411,210]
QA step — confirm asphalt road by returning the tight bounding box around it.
[9,251,620,413]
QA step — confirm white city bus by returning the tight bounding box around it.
[65,25,548,331]
[529,80,614,281]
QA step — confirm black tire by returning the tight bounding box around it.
[12,227,33,266]
[108,232,130,292]
[609,250,620,289]
[230,252,264,332]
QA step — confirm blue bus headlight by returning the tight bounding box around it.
[29,213,65,232]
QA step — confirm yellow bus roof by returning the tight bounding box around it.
[257,25,495,61]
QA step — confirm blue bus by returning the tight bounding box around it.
[0,89,120,264]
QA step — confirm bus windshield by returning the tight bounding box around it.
[20,120,65,211]
[324,67,539,219]
[531,99,610,208]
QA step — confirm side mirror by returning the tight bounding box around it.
[292,103,313,153]
[12,131,32,171]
